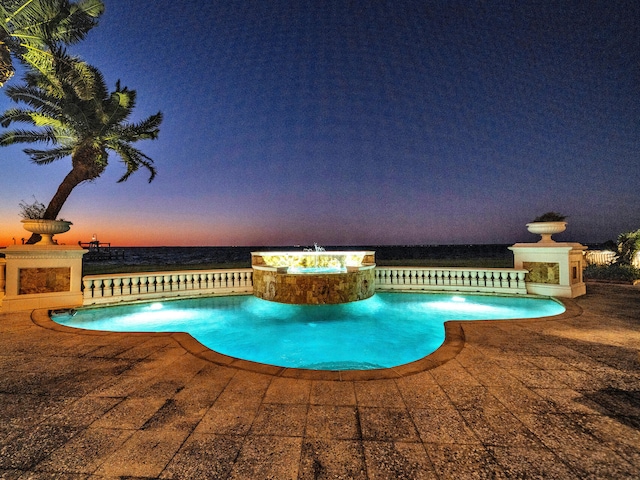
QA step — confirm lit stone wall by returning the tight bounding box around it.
[19,267,71,295]
[253,268,376,304]
[523,262,560,284]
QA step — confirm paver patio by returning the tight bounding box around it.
[0,283,638,479]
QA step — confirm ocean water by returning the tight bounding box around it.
[82,244,515,269]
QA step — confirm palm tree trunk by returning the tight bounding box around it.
[25,165,91,244]
[0,30,14,86]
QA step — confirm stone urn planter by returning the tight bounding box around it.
[526,221,567,243]
[21,219,72,245]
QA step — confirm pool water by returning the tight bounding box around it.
[52,293,565,370]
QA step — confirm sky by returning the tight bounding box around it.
[1,0,638,247]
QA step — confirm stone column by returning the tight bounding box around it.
[509,242,587,298]
[0,258,5,303]
[1,245,87,312]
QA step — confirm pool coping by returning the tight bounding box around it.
[32,297,582,381]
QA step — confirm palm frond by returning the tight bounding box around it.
[111,112,163,143]
[4,83,64,114]
[0,107,63,129]
[51,0,104,44]
[24,144,72,164]
[110,140,157,183]
[99,84,135,129]
[8,0,103,46]
[0,126,57,146]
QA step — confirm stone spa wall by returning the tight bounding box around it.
[252,266,376,304]
[251,251,376,304]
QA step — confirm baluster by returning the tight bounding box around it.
[426,270,434,285]
[485,271,492,288]
[233,272,239,287]
[110,278,118,296]
[517,271,526,288]
[83,279,94,298]
[122,277,132,295]
[131,276,140,294]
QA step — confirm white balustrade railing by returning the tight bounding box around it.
[584,250,640,268]
[584,250,617,266]
[82,268,253,305]
[375,267,528,295]
[82,266,531,306]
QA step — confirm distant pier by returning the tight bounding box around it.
[79,241,125,261]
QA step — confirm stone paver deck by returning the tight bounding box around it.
[0,283,639,479]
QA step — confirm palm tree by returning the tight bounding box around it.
[0,58,163,242]
[0,0,104,86]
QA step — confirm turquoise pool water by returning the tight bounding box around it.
[52,293,565,370]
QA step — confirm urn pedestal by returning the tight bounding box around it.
[510,242,586,298]
[0,245,86,312]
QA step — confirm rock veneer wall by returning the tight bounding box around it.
[19,267,71,295]
[253,267,376,304]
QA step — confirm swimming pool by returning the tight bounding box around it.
[52,293,565,370]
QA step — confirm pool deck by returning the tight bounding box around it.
[0,283,638,479]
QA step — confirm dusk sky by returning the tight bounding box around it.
[1,0,638,247]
